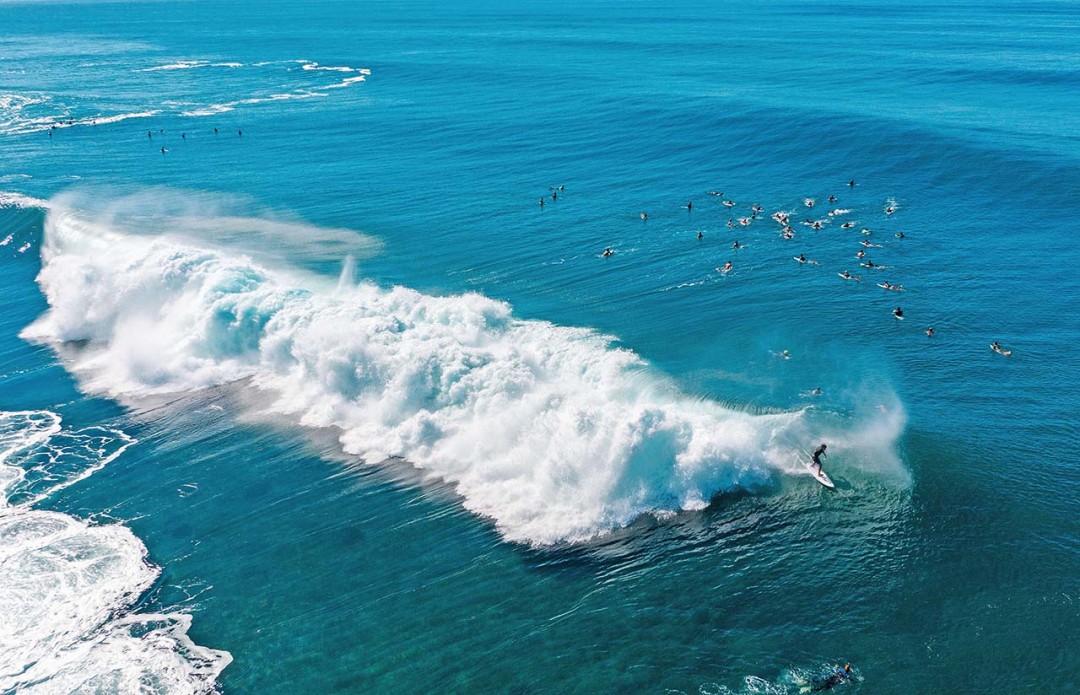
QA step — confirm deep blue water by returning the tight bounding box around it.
[1,1,1078,692]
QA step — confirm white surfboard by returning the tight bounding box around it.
[803,457,835,488]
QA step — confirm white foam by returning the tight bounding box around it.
[24,195,914,546]
[140,60,211,72]
[0,411,231,692]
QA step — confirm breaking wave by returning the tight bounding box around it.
[21,191,905,545]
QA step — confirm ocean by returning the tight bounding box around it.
[1,0,1078,692]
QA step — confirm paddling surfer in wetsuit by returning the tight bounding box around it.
[812,443,827,473]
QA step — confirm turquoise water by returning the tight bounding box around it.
[1,1,1078,692]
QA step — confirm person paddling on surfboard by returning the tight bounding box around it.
[812,443,827,473]
[810,663,854,691]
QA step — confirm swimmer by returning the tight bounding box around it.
[811,663,853,691]
[732,240,741,249]
[214,127,218,134]
[147,131,152,139]
[780,349,790,360]
[551,190,557,200]
[238,129,242,136]
[602,247,614,257]
[539,197,545,207]
[727,219,734,228]
[641,212,648,221]
[181,132,186,140]
[926,326,934,337]
[804,198,815,208]
[686,200,692,211]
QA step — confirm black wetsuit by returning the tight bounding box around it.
[812,668,851,691]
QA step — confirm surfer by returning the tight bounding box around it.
[893,306,904,319]
[686,200,692,211]
[895,231,905,239]
[811,443,827,473]
[926,326,934,337]
[602,247,613,257]
[828,195,837,203]
[810,387,822,396]
[551,189,557,200]
[538,197,545,207]
[697,231,704,239]
[797,253,806,263]
[811,664,853,691]
[848,179,855,187]
[732,240,741,249]
[720,261,733,273]
[641,212,648,221]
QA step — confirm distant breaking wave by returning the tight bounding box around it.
[0,410,231,693]
[0,59,369,135]
[21,191,904,545]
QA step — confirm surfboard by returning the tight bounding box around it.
[803,457,835,488]
[794,256,807,263]
[893,313,904,320]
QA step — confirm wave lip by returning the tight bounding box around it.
[0,410,231,693]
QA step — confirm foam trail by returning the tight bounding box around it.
[0,411,231,693]
[24,192,905,545]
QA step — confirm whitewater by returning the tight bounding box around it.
[22,192,903,546]
[0,410,231,693]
